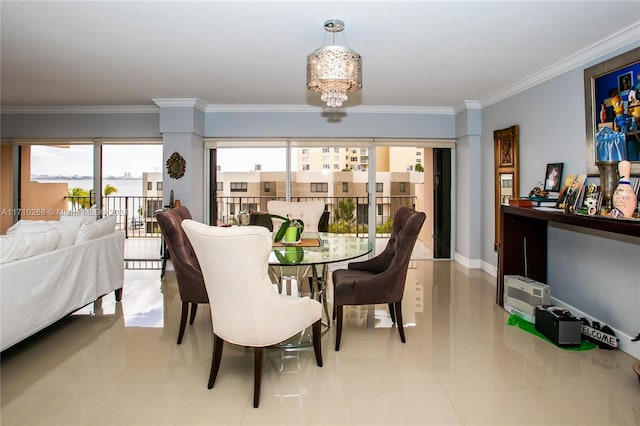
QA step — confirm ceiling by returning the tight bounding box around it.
[2,1,639,112]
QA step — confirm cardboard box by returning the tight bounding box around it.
[534,305,582,347]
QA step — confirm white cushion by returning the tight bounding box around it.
[50,220,82,248]
[75,215,116,244]
[7,220,56,234]
[0,229,60,264]
[6,219,80,249]
[59,205,98,226]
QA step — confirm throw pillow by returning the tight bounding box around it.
[0,229,61,264]
[7,220,56,234]
[75,215,117,244]
[6,219,79,249]
[59,204,98,226]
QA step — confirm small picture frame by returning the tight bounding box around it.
[618,71,633,93]
[543,163,564,192]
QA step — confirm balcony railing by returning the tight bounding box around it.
[217,195,416,237]
[66,194,416,238]
[66,195,164,238]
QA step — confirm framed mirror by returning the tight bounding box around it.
[494,125,520,251]
[584,47,640,175]
[166,151,186,179]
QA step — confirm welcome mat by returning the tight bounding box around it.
[507,314,597,351]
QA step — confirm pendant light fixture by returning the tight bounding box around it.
[306,19,362,108]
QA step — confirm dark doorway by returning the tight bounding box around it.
[433,148,451,258]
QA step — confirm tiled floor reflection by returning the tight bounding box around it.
[1,261,639,425]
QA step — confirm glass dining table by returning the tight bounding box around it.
[268,232,372,346]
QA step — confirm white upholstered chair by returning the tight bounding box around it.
[267,200,325,295]
[267,200,325,234]
[181,220,323,408]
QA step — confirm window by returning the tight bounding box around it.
[334,147,340,153]
[302,164,310,171]
[399,182,406,193]
[416,151,422,156]
[264,182,270,193]
[302,148,309,154]
[147,182,152,190]
[322,155,329,161]
[406,165,414,171]
[360,156,367,163]
[334,164,340,170]
[157,182,162,191]
[350,156,357,162]
[322,164,330,169]
[342,182,348,192]
[302,156,309,162]
[230,182,248,192]
[322,147,330,153]
[334,155,340,161]
[216,182,223,191]
[310,182,328,193]
[377,204,383,215]
[368,182,383,192]
[416,158,422,163]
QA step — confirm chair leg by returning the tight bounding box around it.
[189,303,198,325]
[335,305,343,351]
[177,301,189,344]
[253,347,264,408]
[395,302,406,343]
[312,319,323,367]
[332,282,337,320]
[208,334,224,389]
[388,303,396,323]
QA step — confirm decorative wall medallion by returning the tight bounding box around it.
[166,152,186,179]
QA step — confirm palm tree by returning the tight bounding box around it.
[68,187,91,209]
[104,184,118,196]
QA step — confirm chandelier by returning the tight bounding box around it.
[306,19,362,108]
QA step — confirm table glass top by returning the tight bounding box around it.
[269,232,372,266]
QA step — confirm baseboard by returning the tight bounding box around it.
[481,260,497,278]
[453,252,482,269]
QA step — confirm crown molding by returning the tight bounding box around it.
[152,98,208,111]
[480,21,640,108]
[452,100,482,114]
[206,104,455,115]
[1,105,159,114]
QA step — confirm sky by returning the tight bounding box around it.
[31,145,163,177]
[30,145,292,177]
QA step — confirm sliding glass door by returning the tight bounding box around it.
[206,138,454,259]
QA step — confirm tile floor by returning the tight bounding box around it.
[1,261,639,425]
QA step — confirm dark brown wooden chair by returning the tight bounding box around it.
[156,206,209,345]
[332,206,426,351]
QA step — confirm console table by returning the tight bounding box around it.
[497,205,640,306]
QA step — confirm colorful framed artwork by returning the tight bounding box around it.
[584,47,640,175]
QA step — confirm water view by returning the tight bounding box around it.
[33,178,145,197]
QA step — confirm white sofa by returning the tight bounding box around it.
[0,215,125,351]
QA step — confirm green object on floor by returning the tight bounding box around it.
[507,314,597,351]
